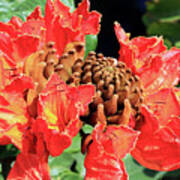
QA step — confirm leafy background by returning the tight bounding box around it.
[0,0,180,179]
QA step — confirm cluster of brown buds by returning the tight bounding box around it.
[24,41,143,126]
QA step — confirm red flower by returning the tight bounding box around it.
[0,1,100,179]
[0,62,34,149]
[37,74,95,156]
[84,123,139,180]
[114,22,180,171]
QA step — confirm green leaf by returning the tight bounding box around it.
[0,174,3,180]
[82,124,93,134]
[85,35,98,58]
[49,153,75,176]
[59,171,83,180]
[144,0,180,25]
[123,154,165,180]
[71,152,85,176]
[147,22,180,43]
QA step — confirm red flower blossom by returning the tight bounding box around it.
[37,74,95,156]
[0,1,100,179]
[84,123,139,180]
[114,22,180,171]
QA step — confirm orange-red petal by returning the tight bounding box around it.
[132,106,180,171]
[21,20,45,37]
[7,153,50,180]
[84,123,139,179]
[37,74,94,156]
[72,0,101,34]
[145,88,180,126]
[13,34,40,60]
[0,75,33,149]
[85,152,128,180]
[0,22,18,38]
[9,16,23,29]
[27,6,43,21]
[0,32,14,60]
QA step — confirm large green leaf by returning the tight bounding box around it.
[123,154,166,180]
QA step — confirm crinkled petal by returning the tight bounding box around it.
[37,74,94,156]
[85,152,128,180]
[92,123,139,159]
[0,75,33,149]
[145,88,180,126]
[54,0,71,24]
[0,57,17,89]
[131,36,166,66]
[45,0,54,29]
[45,0,101,52]
[7,153,50,180]
[138,55,163,94]
[114,22,130,43]
[114,22,167,77]
[84,123,138,180]
[9,16,23,29]
[0,32,14,60]
[140,48,180,93]
[0,22,18,38]
[72,0,101,34]
[21,20,45,37]
[4,75,34,93]
[13,34,40,60]
[49,16,82,55]
[0,93,28,149]
[132,106,180,171]
[67,84,95,115]
[27,6,43,21]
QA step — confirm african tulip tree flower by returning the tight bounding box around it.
[0,0,180,179]
[36,74,95,157]
[61,24,180,178]
[0,0,100,179]
[114,22,180,171]
[0,0,100,147]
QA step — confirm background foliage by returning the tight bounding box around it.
[0,0,180,179]
[143,0,180,48]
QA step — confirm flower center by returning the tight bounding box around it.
[25,42,143,125]
[58,50,144,126]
